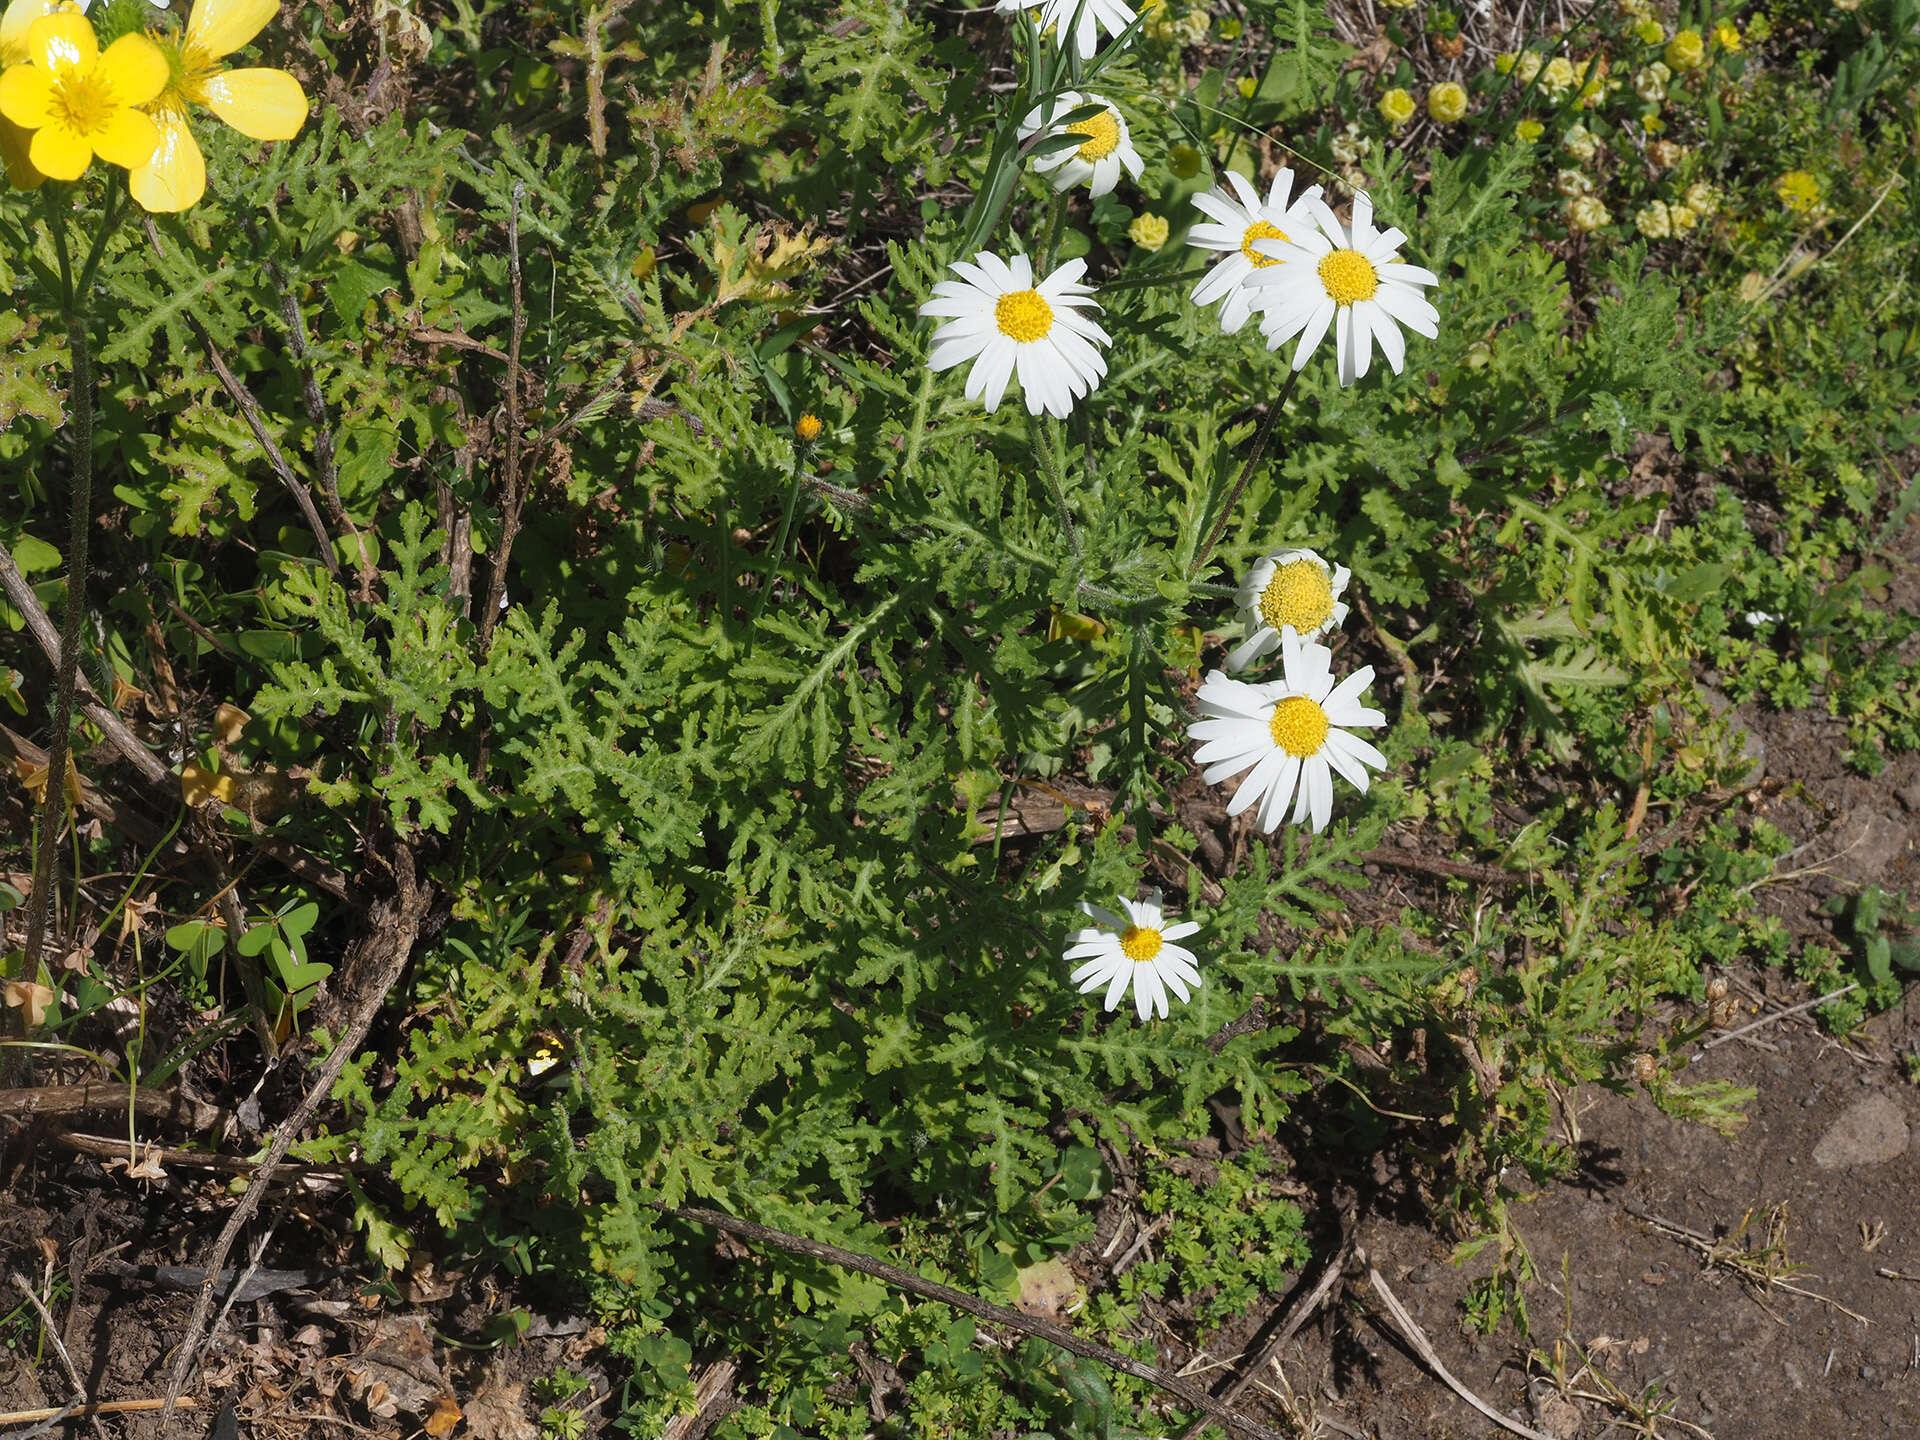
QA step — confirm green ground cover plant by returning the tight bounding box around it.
[3,0,1917,1433]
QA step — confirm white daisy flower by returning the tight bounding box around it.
[919,251,1110,418]
[1247,191,1441,386]
[1065,892,1203,1021]
[1227,547,1352,672]
[1186,168,1324,335]
[1189,629,1388,833]
[1018,91,1144,199]
[996,0,1137,60]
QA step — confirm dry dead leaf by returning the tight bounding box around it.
[422,1393,463,1437]
[464,1373,538,1440]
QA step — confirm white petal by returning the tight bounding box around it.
[1289,300,1335,368]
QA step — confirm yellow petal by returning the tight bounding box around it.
[27,118,90,180]
[0,59,52,129]
[128,109,204,211]
[99,32,169,106]
[186,0,279,59]
[26,10,95,76]
[0,114,45,188]
[91,104,159,169]
[180,761,237,807]
[0,0,59,64]
[200,66,306,140]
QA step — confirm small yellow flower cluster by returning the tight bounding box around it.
[1713,21,1742,51]
[1775,169,1824,212]
[0,0,307,211]
[1514,119,1544,143]
[1143,2,1207,45]
[1635,19,1666,45]
[1377,86,1415,128]
[1665,28,1706,71]
[1126,211,1168,250]
[1636,199,1701,239]
[1427,81,1468,124]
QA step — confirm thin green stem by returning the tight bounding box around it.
[1028,413,1078,554]
[41,187,72,301]
[748,444,811,641]
[75,182,126,296]
[1189,366,1300,580]
[1038,193,1065,271]
[23,306,94,975]
[1100,264,1211,292]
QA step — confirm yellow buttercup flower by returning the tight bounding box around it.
[1713,21,1741,51]
[1514,119,1544,142]
[128,0,309,213]
[0,11,166,181]
[1377,87,1414,127]
[0,0,60,187]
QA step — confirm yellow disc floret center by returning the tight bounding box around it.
[1071,109,1121,161]
[1258,559,1334,634]
[1119,925,1164,963]
[1240,219,1288,268]
[48,71,121,138]
[169,39,222,108]
[995,288,1055,343]
[1317,247,1379,305]
[1268,695,1330,758]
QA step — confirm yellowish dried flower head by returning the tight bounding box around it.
[1568,195,1610,232]
[1377,87,1414,127]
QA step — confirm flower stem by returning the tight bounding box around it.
[1028,413,1078,554]
[23,307,95,975]
[1189,366,1300,580]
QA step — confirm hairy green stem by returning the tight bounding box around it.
[23,309,94,975]
[1028,413,1078,553]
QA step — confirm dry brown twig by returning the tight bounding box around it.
[10,1271,108,1440]
[1175,1237,1353,1440]
[1368,1266,1561,1440]
[158,848,434,1434]
[673,1204,1292,1440]
[1624,1202,1869,1325]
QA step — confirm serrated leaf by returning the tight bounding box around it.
[0,312,64,430]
